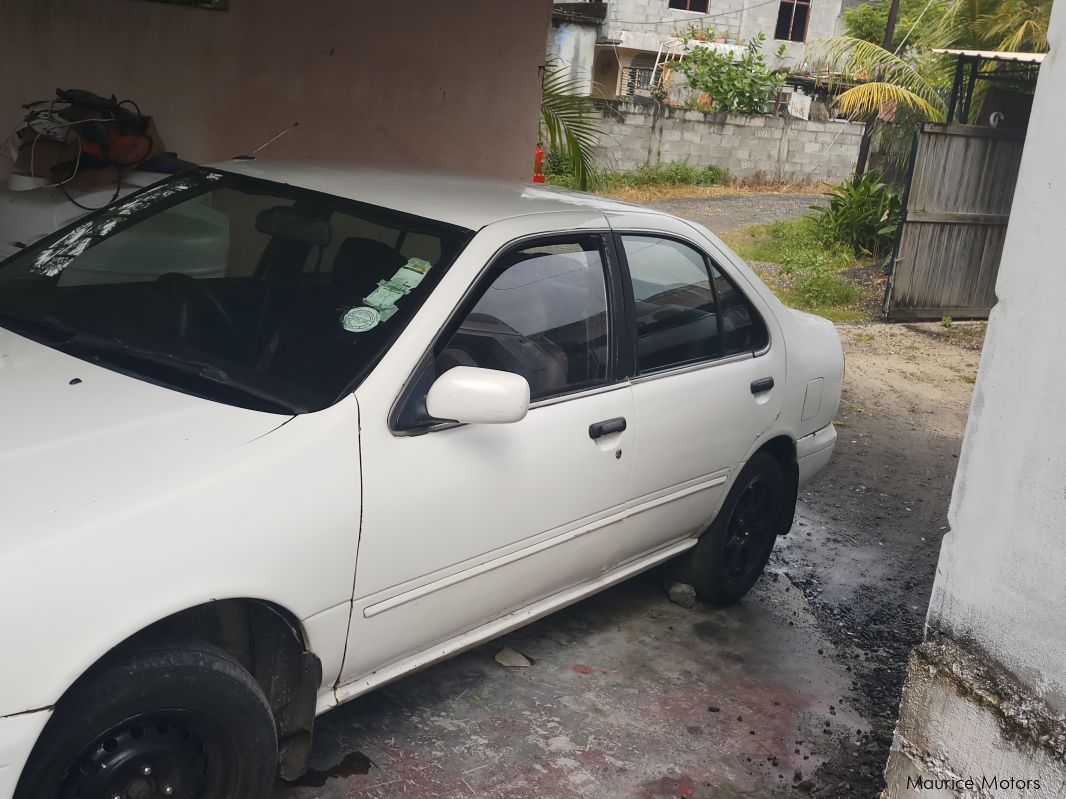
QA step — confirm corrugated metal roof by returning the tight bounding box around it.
[932,48,1046,63]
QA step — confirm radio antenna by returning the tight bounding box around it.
[232,121,299,160]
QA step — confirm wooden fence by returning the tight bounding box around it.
[885,123,1026,320]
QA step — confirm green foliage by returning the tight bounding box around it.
[728,218,860,318]
[941,316,953,327]
[734,218,853,273]
[812,172,901,257]
[844,0,948,54]
[792,263,860,307]
[812,0,1048,127]
[807,36,945,120]
[675,34,786,116]
[540,60,602,191]
[545,159,731,191]
[935,0,1051,53]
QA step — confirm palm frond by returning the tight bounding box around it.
[806,36,944,120]
[836,82,946,120]
[540,61,602,190]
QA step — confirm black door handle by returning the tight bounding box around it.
[750,377,775,394]
[589,417,627,439]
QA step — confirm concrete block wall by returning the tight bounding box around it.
[593,101,862,183]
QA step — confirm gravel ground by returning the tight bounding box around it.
[646,194,826,235]
[773,321,984,796]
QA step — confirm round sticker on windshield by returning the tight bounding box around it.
[341,306,380,333]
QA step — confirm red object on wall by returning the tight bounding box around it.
[532,145,545,183]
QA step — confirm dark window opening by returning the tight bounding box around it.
[620,235,768,374]
[434,237,611,402]
[669,0,710,11]
[775,0,810,42]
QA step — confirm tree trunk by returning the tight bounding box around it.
[853,0,902,182]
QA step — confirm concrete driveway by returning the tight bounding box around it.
[272,198,980,799]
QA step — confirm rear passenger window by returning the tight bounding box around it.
[621,235,719,372]
[712,264,769,356]
[435,236,610,401]
[620,235,767,373]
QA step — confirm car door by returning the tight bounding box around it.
[607,212,786,568]
[336,218,634,687]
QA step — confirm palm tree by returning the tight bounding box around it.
[935,0,1051,52]
[806,36,946,121]
[808,0,1050,125]
[540,60,602,191]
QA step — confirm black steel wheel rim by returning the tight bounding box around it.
[722,476,772,586]
[58,710,235,799]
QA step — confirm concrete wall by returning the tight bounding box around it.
[602,0,843,68]
[547,19,599,95]
[883,4,1066,796]
[593,101,861,182]
[604,0,745,49]
[0,0,552,180]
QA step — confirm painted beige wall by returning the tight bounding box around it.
[0,0,552,180]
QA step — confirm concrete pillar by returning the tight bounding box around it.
[882,6,1066,798]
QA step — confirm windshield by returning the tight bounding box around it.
[0,168,473,413]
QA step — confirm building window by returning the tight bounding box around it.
[668,0,710,11]
[774,0,811,41]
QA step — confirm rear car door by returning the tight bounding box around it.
[607,212,786,567]
[338,219,634,687]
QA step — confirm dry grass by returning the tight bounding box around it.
[599,181,826,203]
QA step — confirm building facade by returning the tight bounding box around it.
[548,0,845,99]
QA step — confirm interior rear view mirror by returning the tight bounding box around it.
[255,206,332,246]
[426,366,530,425]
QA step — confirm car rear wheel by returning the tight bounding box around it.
[15,639,277,799]
[675,451,787,606]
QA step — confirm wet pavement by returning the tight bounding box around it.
[275,570,864,799]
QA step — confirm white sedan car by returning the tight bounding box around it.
[0,162,841,799]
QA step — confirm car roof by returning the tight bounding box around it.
[212,159,655,230]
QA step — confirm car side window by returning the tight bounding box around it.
[435,236,610,401]
[621,235,720,373]
[712,264,769,356]
[620,234,768,373]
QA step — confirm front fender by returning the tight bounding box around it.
[0,396,361,718]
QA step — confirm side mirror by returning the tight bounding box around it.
[426,366,530,425]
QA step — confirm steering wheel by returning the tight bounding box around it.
[153,272,243,351]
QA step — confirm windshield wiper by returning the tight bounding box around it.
[58,333,308,415]
[0,308,81,343]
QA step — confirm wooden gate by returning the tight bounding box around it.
[885,123,1026,320]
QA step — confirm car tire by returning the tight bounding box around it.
[675,451,787,607]
[14,638,277,799]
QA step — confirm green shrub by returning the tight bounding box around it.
[727,217,861,317]
[812,172,901,257]
[793,263,860,307]
[737,218,852,274]
[674,33,786,116]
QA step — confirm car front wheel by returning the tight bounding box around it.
[675,451,787,606]
[15,639,277,799]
